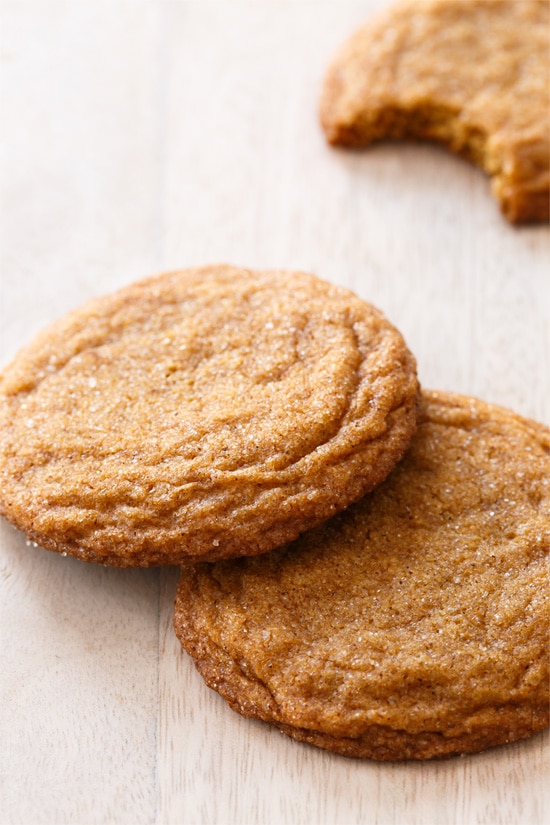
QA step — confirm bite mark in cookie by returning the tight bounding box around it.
[320,0,550,223]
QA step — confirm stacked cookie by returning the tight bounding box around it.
[0,264,548,761]
[0,266,418,566]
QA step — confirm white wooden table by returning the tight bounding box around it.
[1,2,548,824]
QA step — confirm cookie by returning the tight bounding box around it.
[320,0,550,224]
[174,390,550,760]
[0,265,418,566]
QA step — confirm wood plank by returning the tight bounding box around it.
[1,3,548,824]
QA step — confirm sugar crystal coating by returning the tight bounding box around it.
[0,265,418,566]
[175,390,550,759]
[320,0,550,223]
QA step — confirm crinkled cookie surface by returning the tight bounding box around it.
[0,265,418,566]
[320,0,550,223]
[175,390,550,760]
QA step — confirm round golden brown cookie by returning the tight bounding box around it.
[0,265,418,566]
[174,390,550,760]
[320,0,550,224]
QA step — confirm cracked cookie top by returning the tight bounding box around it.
[0,265,418,565]
[174,390,550,759]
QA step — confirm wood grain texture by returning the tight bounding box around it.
[1,2,548,824]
